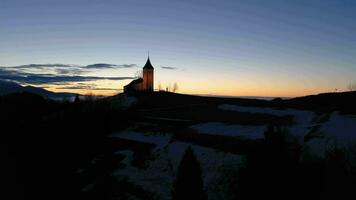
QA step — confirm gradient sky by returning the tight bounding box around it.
[1,0,356,97]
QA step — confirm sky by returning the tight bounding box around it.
[1,0,356,97]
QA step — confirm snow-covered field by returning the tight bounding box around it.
[319,112,356,142]
[218,104,315,139]
[305,112,356,158]
[192,104,356,158]
[191,104,315,141]
[111,131,242,200]
[109,105,356,199]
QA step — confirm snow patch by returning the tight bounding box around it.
[319,113,356,142]
[218,104,315,138]
[112,132,242,200]
[306,112,356,158]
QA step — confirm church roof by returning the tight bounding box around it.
[127,78,143,86]
[143,57,154,69]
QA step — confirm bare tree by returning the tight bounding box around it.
[134,70,143,79]
[167,83,171,92]
[84,92,95,102]
[173,82,179,93]
[347,82,356,91]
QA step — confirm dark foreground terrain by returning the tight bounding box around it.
[2,91,356,199]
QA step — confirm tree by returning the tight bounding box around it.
[74,94,80,104]
[347,82,356,91]
[173,82,179,93]
[172,147,207,200]
[134,70,143,79]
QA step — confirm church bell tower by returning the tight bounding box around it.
[142,56,154,92]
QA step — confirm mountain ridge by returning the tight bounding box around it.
[0,80,76,99]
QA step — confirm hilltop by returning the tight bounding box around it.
[0,80,76,100]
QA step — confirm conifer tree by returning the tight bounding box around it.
[172,147,207,200]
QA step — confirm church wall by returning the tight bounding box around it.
[143,69,154,91]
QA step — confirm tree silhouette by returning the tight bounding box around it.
[134,69,143,79]
[347,82,356,91]
[74,94,80,104]
[173,82,179,93]
[172,147,207,200]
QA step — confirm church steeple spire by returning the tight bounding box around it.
[143,55,154,69]
[142,54,154,92]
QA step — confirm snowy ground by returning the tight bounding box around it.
[319,112,356,142]
[109,105,356,199]
[305,112,356,158]
[193,104,356,158]
[190,104,315,140]
[111,131,242,200]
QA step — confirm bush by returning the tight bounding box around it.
[172,147,207,200]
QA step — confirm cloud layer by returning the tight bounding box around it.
[161,66,178,70]
[0,68,133,84]
[85,63,138,69]
[0,63,137,92]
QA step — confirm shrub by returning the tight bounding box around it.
[172,147,207,200]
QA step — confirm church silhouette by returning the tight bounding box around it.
[124,57,154,93]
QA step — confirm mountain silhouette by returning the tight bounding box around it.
[0,80,76,99]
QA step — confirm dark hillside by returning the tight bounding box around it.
[1,92,135,200]
[287,91,356,113]
[130,91,356,114]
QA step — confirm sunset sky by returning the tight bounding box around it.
[1,0,356,97]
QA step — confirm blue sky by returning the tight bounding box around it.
[1,0,356,96]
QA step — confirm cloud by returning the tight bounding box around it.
[0,68,133,84]
[0,62,140,83]
[0,62,139,92]
[85,63,117,68]
[85,63,138,69]
[12,64,75,69]
[117,64,138,68]
[161,66,178,70]
[54,68,85,75]
[4,64,86,76]
[4,63,138,71]
[56,86,119,90]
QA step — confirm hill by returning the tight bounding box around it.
[0,80,76,100]
[125,91,356,114]
[286,91,356,113]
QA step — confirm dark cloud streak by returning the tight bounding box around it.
[85,63,138,69]
[3,63,138,70]
[11,64,74,69]
[0,68,133,85]
[161,66,178,70]
[85,63,116,69]
[55,68,85,75]
[56,86,119,90]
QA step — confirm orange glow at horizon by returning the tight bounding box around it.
[39,78,343,98]
[27,61,351,98]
